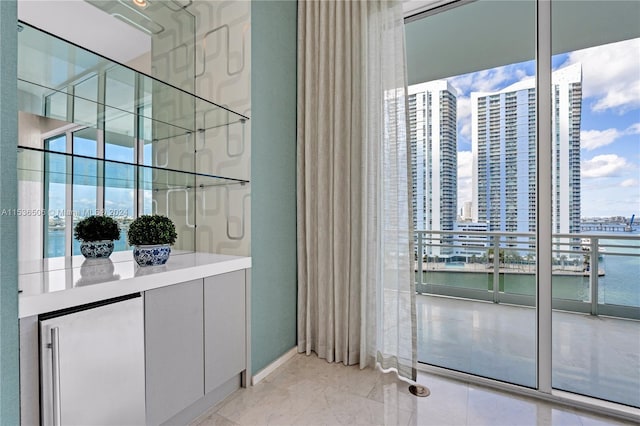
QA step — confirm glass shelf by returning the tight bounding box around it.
[17,146,248,191]
[17,22,249,136]
[18,79,211,146]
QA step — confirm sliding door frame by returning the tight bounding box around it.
[409,0,640,422]
[536,0,552,396]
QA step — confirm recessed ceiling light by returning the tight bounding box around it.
[132,0,148,8]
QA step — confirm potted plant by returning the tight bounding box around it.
[127,214,177,266]
[74,215,121,259]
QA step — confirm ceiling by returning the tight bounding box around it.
[405,0,640,85]
[18,0,151,66]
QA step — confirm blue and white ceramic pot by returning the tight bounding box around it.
[80,240,115,259]
[133,244,171,266]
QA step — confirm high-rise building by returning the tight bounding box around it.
[471,64,582,239]
[408,80,457,256]
[461,201,473,221]
[453,221,488,259]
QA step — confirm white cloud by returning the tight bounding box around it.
[471,68,511,93]
[581,154,629,178]
[448,63,532,97]
[562,38,640,114]
[580,123,640,151]
[457,151,473,179]
[621,178,639,188]
[627,122,640,135]
[515,68,529,80]
[457,151,473,207]
[457,96,472,141]
[580,128,622,151]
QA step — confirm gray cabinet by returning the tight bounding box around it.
[144,279,204,426]
[204,270,247,393]
[39,295,146,426]
[144,272,249,425]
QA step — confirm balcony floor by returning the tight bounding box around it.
[416,294,640,408]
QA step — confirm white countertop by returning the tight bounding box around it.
[19,251,251,318]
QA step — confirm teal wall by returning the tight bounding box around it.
[0,0,20,423]
[250,0,298,374]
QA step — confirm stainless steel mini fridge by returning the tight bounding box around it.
[39,294,146,426]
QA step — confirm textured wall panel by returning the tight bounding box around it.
[189,0,251,256]
[149,4,197,251]
[148,1,251,256]
[151,7,196,93]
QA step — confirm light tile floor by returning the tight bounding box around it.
[192,353,636,426]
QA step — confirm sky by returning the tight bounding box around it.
[447,37,640,219]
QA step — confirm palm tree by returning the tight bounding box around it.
[525,253,535,273]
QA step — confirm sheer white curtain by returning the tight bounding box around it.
[360,0,416,380]
[297,0,416,380]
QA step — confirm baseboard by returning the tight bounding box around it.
[162,374,241,426]
[251,347,298,385]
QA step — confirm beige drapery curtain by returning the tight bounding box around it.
[297,0,416,380]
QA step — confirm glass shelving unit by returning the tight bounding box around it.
[16,22,249,259]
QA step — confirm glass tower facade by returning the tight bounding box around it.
[472,64,582,240]
[409,80,457,257]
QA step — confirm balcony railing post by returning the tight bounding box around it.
[493,234,500,303]
[590,237,599,315]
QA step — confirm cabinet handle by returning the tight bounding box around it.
[50,327,62,426]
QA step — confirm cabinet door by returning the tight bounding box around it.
[145,279,204,425]
[204,271,246,393]
[40,296,145,426]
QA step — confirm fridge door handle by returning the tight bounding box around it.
[50,327,62,426]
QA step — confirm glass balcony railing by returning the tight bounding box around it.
[414,229,640,320]
[415,228,640,407]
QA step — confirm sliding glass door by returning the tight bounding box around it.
[407,0,537,388]
[550,1,640,407]
[407,0,639,411]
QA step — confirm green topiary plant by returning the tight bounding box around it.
[74,215,121,242]
[127,214,177,246]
